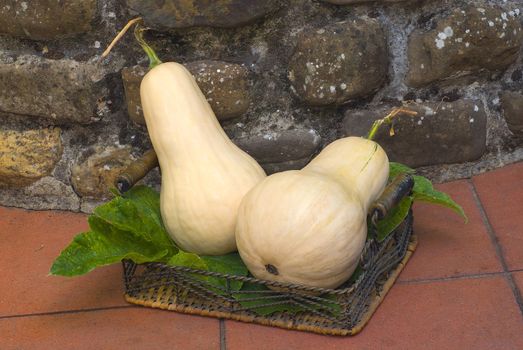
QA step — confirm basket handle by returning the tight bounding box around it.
[115,149,158,193]
[369,173,414,227]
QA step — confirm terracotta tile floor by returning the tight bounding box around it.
[1,162,522,349]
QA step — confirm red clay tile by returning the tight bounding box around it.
[0,307,219,350]
[513,271,523,302]
[0,207,126,317]
[225,276,523,350]
[399,180,502,281]
[472,162,523,270]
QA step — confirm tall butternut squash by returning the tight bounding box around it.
[141,62,266,255]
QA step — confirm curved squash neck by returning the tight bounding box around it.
[141,63,233,159]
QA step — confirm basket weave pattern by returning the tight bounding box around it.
[123,211,416,336]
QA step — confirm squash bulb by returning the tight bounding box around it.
[305,137,389,212]
[140,62,266,255]
[236,170,367,289]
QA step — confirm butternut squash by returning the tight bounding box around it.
[236,136,389,289]
[141,62,266,255]
[305,137,389,211]
[236,170,367,289]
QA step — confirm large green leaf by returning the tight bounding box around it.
[50,185,249,288]
[170,253,249,293]
[412,175,467,222]
[201,254,248,291]
[93,186,173,250]
[375,196,413,242]
[233,282,340,317]
[234,282,305,315]
[389,162,415,180]
[50,216,172,276]
[388,162,467,222]
[167,251,207,270]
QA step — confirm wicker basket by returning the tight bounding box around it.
[123,203,416,336]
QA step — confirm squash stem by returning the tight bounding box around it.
[366,107,418,141]
[101,17,143,59]
[134,23,162,69]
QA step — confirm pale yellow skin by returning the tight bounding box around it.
[140,62,266,255]
[305,137,389,212]
[236,170,367,289]
[236,137,389,289]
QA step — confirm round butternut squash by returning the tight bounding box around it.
[140,62,266,255]
[235,136,389,289]
[236,170,367,289]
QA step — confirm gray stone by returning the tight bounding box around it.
[186,60,251,120]
[0,177,80,211]
[71,146,135,200]
[234,128,322,174]
[121,66,147,125]
[0,128,62,187]
[288,18,388,106]
[261,158,312,175]
[125,0,280,29]
[343,100,487,167]
[80,199,105,214]
[407,5,523,87]
[0,57,110,124]
[122,61,251,124]
[0,0,97,40]
[322,0,414,3]
[501,91,523,138]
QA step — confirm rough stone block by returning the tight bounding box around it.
[501,91,523,138]
[125,0,280,29]
[0,57,110,124]
[122,61,251,124]
[343,100,487,167]
[322,0,414,3]
[121,66,147,125]
[407,5,523,87]
[0,128,62,187]
[288,18,388,106]
[186,61,251,120]
[0,177,80,211]
[71,146,135,200]
[234,128,321,174]
[0,0,97,40]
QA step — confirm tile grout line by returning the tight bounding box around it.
[0,305,134,320]
[219,319,226,350]
[398,270,517,285]
[468,179,523,317]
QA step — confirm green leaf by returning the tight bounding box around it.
[201,254,248,277]
[412,175,468,222]
[347,265,364,284]
[93,186,173,250]
[388,163,467,222]
[389,162,415,180]
[198,254,249,292]
[166,252,249,292]
[375,196,413,242]
[234,282,304,315]
[202,253,247,277]
[167,251,207,270]
[50,216,171,276]
[234,282,341,316]
[50,186,178,277]
[50,185,251,286]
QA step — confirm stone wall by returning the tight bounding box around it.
[1,0,523,212]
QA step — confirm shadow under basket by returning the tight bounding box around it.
[122,211,416,336]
